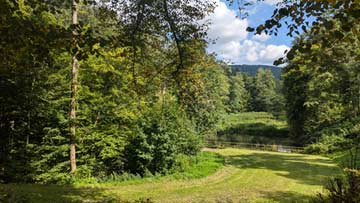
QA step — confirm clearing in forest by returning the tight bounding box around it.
[1,148,340,203]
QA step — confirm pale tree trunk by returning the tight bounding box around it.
[70,0,79,175]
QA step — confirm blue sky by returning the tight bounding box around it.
[205,0,293,65]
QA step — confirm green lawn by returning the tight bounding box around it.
[1,148,340,203]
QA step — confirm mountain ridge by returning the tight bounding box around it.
[230,64,282,79]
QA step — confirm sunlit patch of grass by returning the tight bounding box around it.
[215,112,291,145]
[0,148,341,203]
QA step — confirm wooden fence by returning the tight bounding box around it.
[205,139,305,153]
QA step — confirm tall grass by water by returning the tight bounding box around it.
[215,112,291,145]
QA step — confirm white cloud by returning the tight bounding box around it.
[221,40,289,65]
[206,0,248,44]
[250,0,282,5]
[264,0,282,5]
[252,33,270,42]
[205,0,289,65]
[259,44,289,61]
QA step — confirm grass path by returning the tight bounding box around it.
[1,148,340,203]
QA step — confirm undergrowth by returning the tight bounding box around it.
[72,151,225,186]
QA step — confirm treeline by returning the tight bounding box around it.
[227,68,284,116]
[281,11,360,153]
[0,0,230,183]
[0,0,288,184]
[278,5,360,200]
[230,65,282,79]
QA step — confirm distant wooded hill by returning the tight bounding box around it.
[230,65,283,79]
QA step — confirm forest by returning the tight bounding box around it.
[0,0,359,202]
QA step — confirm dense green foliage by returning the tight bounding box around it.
[1,0,359,202]
[248,0,360,151]
[266,1,360,202]
[252,68,281,113]
[227,73,249,113]
[226,68,285,115]
[282,18,360,149]
[0,0,230,183]
[0,0,286,184]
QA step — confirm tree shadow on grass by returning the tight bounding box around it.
[218,123,289,137]
[0,184,129,203]
[228,152,340,186]
[261,191,318,203]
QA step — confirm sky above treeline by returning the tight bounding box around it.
[205,0,293,65]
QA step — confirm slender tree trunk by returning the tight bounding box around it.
[70,0,79,175]
[27,77,35,146]
[26,111,30,146]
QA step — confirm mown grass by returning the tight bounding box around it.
[0,152,224,203]
[0,148,340,203]
[215,112,291,145]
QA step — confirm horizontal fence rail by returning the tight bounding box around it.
[205,139,305,153]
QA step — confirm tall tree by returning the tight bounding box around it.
[282,19,359,146]
[228,72,250,113]
[0,0,229,183]
[252,68,277,112]
[0,0,69,182]
[69,0,79,174]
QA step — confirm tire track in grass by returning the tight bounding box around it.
[101,148,339,203]
[108,165,239,200]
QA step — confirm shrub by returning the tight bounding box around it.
[123,101,202,176]
[305,135,348,154]
[123,128,177,176]
[317,169,360,203]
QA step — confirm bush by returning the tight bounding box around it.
[317,169,360,203]
[305,143,330,154]
[123,100,202,176]
[123,129,176,176]
[305,135,348,154]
